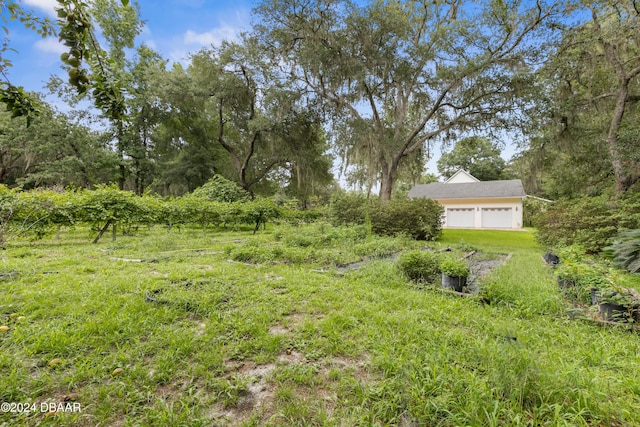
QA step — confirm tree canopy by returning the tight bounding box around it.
[256,0,564,199]
[437,137,507,181]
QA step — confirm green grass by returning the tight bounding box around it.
[1,225,640,426]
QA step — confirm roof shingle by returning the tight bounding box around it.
[408,180,526,200]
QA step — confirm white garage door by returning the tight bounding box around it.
[481,208,513,229]
[447,208,475,228]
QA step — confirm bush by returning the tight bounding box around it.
[369,198,443,241]
[604,229,640,273]
[192,175,251,203]
[330,192,443,241]
[396,250,442,283]
[329,192,369,226]
[536,196,622,253]
[440,256,469,277]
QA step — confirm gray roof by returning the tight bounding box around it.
[408,180,526,200]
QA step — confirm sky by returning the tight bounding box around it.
[3,0,253,94]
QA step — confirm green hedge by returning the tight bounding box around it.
[329,193,443,241]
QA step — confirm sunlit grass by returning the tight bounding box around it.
[1,225,639,426]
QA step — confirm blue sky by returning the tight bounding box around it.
[3,0,253,94]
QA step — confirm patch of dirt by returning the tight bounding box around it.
[212,363,276,425]
[278,349,305,363]
[268,324,289,335]
[465,253,511,294]
[325,354,372,383]
[156,377,192,401]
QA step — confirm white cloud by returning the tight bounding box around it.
[183,24,240,48]
[23,0,58,17]
[34,37,66,55]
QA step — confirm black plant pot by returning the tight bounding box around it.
[543,251,560,267]
[442,273,467,292]
[557,277,575,289]
[599,301,628,322]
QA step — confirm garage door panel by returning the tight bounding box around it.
[447,208,474,228]
[481,208,512,229]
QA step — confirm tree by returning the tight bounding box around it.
[437,136,507,181]
[120,45,167,195]
[183,37,332,196]
[0,1,55,125]
[528,0,640,196]
[256,0,563,200]
[0,101,116,187]
[150,62,227,195]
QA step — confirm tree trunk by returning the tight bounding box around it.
[607,84,629,194]
[379,158,398,201]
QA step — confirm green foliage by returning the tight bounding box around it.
[535,196,635,253]
[330,194,442,241]
[352,239,402,259]
[329,192,369,226]
[437,137,507,181]
[233,198,281,233]
[604,229,640,273]
[0,187,285,243]
[522,197,550,228]
[0,84,40,126]
[439,256,470,277]
[192,175,251,203]
[396,250,442,283]
[369,198,443,241]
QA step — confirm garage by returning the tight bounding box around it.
[447,208,475,228]
[481,207,513,229]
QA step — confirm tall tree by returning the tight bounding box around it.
[184,37,331,196]
[540,0,640,194]
[437,136,507,181]
[256,0,563,199]
[0,101,115,187]
[517,0,640,198]
[150,62,227,195]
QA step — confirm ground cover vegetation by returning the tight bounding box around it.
[2,0,640,424]
[2,225,640,426]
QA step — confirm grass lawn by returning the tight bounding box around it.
[1,225,640,426]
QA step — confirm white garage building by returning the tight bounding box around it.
[408,170,526,229]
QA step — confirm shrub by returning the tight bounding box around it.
[329,192,369,226]
[536,196,620,253]
[369,198,443,241]
[604,229,640,273]
[396,250,442,283]
[440,256,469,277]
[330,193,443,241]
[192,175,251,203]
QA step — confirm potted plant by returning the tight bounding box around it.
[598,289,634,322]
[440,257,469,292]
[596,273,640,322]
[554,261,581,289]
